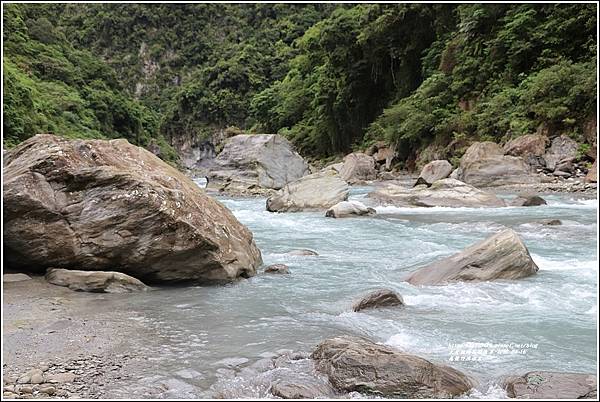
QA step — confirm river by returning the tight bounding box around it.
[102,185,597,398]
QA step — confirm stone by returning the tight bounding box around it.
[544,135,579,171]
[29,373,43,385]
[325,200,376,218]
[509,195,547,207]
[19,386,33,394]
[338,153,377,184]
[38,386,56,396]
[416,160,453,186]
[270,380,334,399]
[367,178,506,208]
[352,289,404,312]
[45,268,148,293]
[553,170,571,178]
[266,170,349,212]
[539,219,562,226]
[286,249,318,256]
[264,264,290,274]
[585,160,597,183]
[503,134,548,161]
[3,273,32,283]
[3,134,261,284]
[457,142,537,186]
[405,229,539,285]
[502,371,596,399]
[312,336,475,398]
[208,134,309,190]
[373,147,395,170]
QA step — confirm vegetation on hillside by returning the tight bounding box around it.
[2,3,597,166]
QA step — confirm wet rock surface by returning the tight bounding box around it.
[502,371,597,399]
[352,289,404,312]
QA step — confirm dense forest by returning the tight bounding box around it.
[3,3,597,167]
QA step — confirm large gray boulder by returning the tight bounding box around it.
[311,336,476,398]
[543,135,579,171]
[325,200,375,218]
[503,134,548,167]
[367,178,506,208]
[209,134,309,191]
[405,229,538,285]
[457,142,538,186]
[3,134,262,284]
[266,170,349,212]
[502,371,596,399]
[46,268,148,293]
[416,160,453,186]
[339,153,377,184]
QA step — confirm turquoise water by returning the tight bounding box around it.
[105,187,598,398]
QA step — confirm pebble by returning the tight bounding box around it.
[19,386,33,394]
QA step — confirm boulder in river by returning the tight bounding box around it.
[502,371,597,399]
[543,135,579,171]
[286,249,318,256]
[405,229,539,285]
[339,152,377,184]
[415,160,453,186]
[264,264,290,274]
[352,289,404,312]
[311,336,476,398]
[456,142,538,186]
[45,268,148,293]
[509,194,547,207]
[367,178,506,208]
[266,170,349,212]
[325,200,376,218]
[3,134,262,284]
[208,134,309,191]
[539,219,562,226]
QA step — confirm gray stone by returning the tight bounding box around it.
[504,134,548,159]
[264,264,290,274]
[2,273,32,283]
[286,249,318,256]
[416,160,453,186]
[539,219,562,226]
[405,229,538,285]
[46,268,148,293]
[266,170,349,212]
[544,135,579,171]
[209,134,309,190]
[509,195,547,207]
[312,336,475,398]
[38,386,56,396]
[325,200,376,218]
[339,152,377,184]
[502,371,596,399]
[368,178,506,208]
[3,134,262,284]
[352,289,404,312]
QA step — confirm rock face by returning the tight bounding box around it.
[405,229,539,285]
[585,160,597,183]
[543,135,579,171]
[502,371,597,399]
[339,153,377,184]
[3,134,262,283]
[352,289,404,312]
[416,160,453,186]
[325,201,376,218]
[266,170,349,212]
[311,336,475,398]
[457,142,537,186]
[509,195,547,207]
[45,268,148,293]
[503,134,548,167]
[208,134,309,191]
[368,178,506,208]
[264,264,290,274]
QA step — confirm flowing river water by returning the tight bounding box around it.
[100,183,597,399]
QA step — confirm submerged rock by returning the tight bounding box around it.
[325,200,376,218]
[416,160,453,186]
[457,142,538,186]
[509,194,547,206]
[208,134,309,191]
[339,152,377,184]
[3,134,262,284]
[264,264,290,274]
[539,219,562,226]
[405,229,539,285]
[270,379,335,399]
[311,336,475,398]
[502,371,597,399]
[266,170,349,212]
[367,178,506,208]
[352,289,404,312]
[286,249,318,256]
[45,268,148,293]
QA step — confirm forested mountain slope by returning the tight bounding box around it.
[2,3,596,167]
